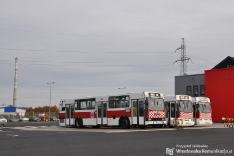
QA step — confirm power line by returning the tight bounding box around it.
[0,59,174,67]
[0,47,174,54]
[190,63,210,68]
[186,41,229,55]
[186,55,216,64]
[1,27,230,56]
[0,58,211,69]
[0,28,170,40]
[187,67,203,72]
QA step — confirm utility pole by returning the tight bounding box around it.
[47,82,54,121]
[13,57,18,107]
[174,38,192,75]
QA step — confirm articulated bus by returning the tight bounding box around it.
[59,91,166,129]
[192,97,212,125]
[164,95,195,127]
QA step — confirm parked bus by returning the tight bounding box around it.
[59,91,166,129]
[192,97,212,125]
[164,95,195,127]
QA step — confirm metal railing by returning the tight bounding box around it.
[222,118,233,128]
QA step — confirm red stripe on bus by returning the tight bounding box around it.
[107,110,131,118]
[59,113,65,119]
[74,111,97,119]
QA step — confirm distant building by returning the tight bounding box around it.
[175,73,205,97]
[0,106,26,116]
[175,56,234,122]
[212,56,234,69]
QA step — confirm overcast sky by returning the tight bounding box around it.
[1,0,233,108]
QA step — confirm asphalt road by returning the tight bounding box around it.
[0,122,233,156]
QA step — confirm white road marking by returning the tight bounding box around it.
[38,126,47,128]
[6,134,19,137]
[105,129,175,133]
[25,126,38,128]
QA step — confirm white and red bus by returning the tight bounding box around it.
[164,95,195,127]
[192,97,212,125]
[59,91,166,129]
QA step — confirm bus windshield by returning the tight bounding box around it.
[178,101,193,113]
[147,98,164,111]
[199,103,211,113]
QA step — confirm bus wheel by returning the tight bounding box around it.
[121,118,130,129]
[75,119,83,128]
[139,126,146,129]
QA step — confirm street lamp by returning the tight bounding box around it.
[118,87,126,94]
[47,82,55,121]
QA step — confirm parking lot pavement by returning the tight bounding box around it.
[0,123,229,133]
[0,122,233,156]
[0,123,233,156]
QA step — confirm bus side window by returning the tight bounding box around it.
[109,100,114,108]
[74,101,78,110]
[91,101,95,109]
[81,101,87,110]
[61,101,65,111]
[87,100,92,110]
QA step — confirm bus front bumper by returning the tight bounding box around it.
[182,120,195,126]
[196,119,213,125]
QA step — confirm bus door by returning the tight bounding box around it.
[194,103,199,125]
[169,102,175,125]
[132,100,145,125]
[97,102,107,125]
[65,104,74,125]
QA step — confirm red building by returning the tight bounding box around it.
[205,67,234,122]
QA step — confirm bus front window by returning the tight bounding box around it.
[147,98,165,111]
[199,103,211,113]
[178,101,193,113]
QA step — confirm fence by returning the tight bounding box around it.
[25,112,59,118]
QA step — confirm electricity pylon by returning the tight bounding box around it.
[174,38,192,75]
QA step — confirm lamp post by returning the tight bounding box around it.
[47,82,55,121]
[118,87,126,94]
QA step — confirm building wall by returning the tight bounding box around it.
[205,68,234,122]
[175,74,205,97]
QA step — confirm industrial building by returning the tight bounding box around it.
[175,56,234,122]
[0,106,26,116]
